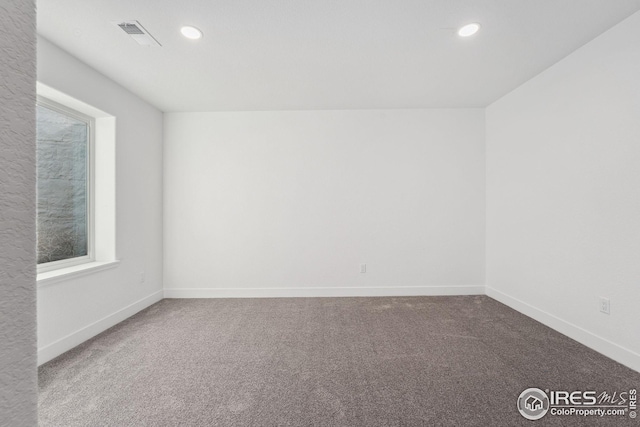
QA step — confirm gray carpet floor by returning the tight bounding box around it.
[39,296,640,426]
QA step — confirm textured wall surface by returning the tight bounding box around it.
[0,0,37,426]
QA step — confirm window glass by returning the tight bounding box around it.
[36,103,89,264]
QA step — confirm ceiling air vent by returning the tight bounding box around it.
[115,21,161,47]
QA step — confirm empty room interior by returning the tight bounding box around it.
[2,0,640,425]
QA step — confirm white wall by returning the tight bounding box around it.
[486,11,640,371]
[0,1,37,424]
[36,37,164,364]
[164,109,485,297]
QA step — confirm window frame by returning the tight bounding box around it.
[36,95,96,273]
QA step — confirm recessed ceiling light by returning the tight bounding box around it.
[458,23,480,37]
[180,26,202,40]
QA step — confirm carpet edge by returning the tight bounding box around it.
[163,285,484,298]
[486,286,640,374]
[37,290,164,366]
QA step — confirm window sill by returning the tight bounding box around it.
[37,260,120,288]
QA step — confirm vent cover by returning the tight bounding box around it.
[114,20,161,47]
[119,23,145,35]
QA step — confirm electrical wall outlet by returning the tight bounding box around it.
[140,272,146,283]
[360,264,366,273]
[599,297,610,315]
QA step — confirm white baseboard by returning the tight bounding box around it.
[164,285,484,299]
[37,285,640,374]
[486,286,640,373]
[38,290,164,366]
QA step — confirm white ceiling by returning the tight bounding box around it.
[38,0,640,112]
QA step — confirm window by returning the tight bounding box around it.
[36,83,117,283]
[36,98,94,270]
